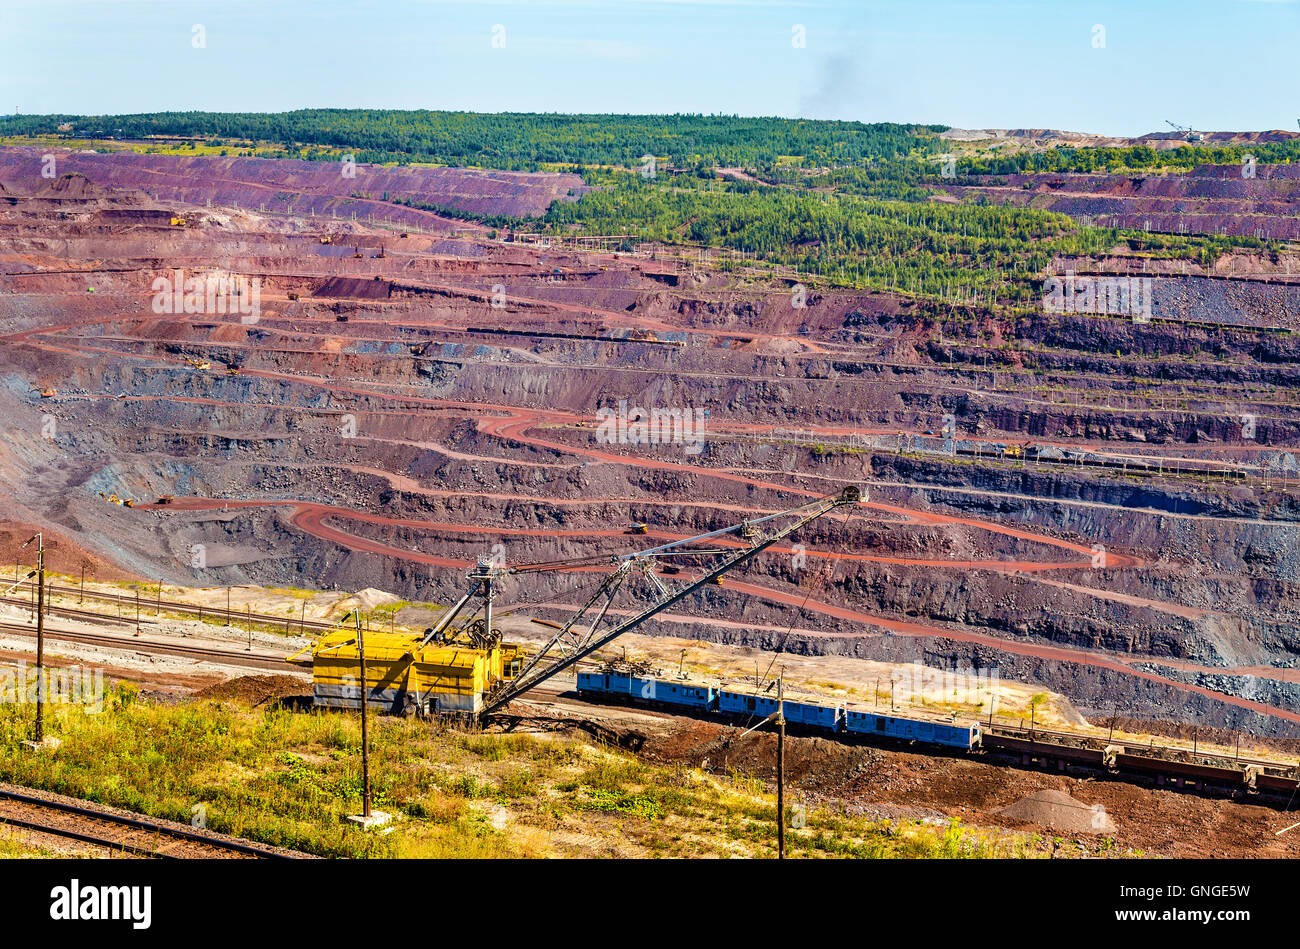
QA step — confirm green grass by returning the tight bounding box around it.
[0,689,1069,858]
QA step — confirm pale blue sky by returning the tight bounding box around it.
[1,0,1296,136]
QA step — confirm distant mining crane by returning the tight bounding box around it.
[1165,120,1203,142]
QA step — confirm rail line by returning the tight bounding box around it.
[0,786,296,859]
[0,595,138,629]
[0,620,295,673]
[5,581,338,633]
[534,684,1300,805]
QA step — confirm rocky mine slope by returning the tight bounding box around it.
[1,156,1298,735]
[942,163,1300,239]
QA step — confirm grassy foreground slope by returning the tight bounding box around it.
[0,689,1063,859]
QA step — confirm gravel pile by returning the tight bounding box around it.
[997,789,1115,834]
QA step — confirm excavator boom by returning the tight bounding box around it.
[481,486,862,715]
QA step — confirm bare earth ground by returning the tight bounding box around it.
[504,695,1300,859]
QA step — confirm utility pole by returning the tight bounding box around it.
[21,534,45,742]
[776,677,786,861]
[356,610,372,820]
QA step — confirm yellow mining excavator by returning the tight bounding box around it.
[292,487,863,720]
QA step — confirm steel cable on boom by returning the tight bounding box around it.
[725,501,858,735]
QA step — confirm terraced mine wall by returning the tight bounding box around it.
[3,168,1300,737]
[0,146,585,224]
[943,163,1300,239]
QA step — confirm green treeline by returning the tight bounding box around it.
[0,110,946,171]
[955,139,1300,176]
[531,172,1255,303]
[2,110,1284,303]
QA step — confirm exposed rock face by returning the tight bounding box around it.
[0,146,585,227]
[1,160,1298,736]
[940,161,1300,239]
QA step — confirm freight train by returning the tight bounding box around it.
[576,670,982,750]
[576,670,1300,804]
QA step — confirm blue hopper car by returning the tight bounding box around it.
[577,671,717,710]
[717,688,841,730]
[843,708,982,749]
[575,670,981,753]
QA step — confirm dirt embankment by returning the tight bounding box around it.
[0,146,585,224]
[0,521,141,584]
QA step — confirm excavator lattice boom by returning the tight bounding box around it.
[480,486,863,716]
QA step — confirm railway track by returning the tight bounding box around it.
[0,786,295,859]
[0,620,294,673]
[986,721,1300,779]
[7,580,339,633]
[0,594,142,628]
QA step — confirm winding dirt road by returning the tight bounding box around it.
[8,291,1294,724]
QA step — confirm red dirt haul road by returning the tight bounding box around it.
[137,494,1299,723]
[14,317,1264,716]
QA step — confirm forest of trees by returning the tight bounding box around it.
[530,170,1252,304]
[955,139,1300,176]
[0,110,947,171]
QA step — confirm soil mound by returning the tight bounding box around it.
[997,789,1115,834]
[34,173,112,200]
[336,588,403,611]
[196,675,309,705]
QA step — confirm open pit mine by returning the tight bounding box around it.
[1,144,1298,752]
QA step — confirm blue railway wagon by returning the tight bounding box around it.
[576,670,642,698]
[717,689,841,731]
[843,709,982,749]
[576,671,610,696]
[577,672,716,710]
[647,678,717,710]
